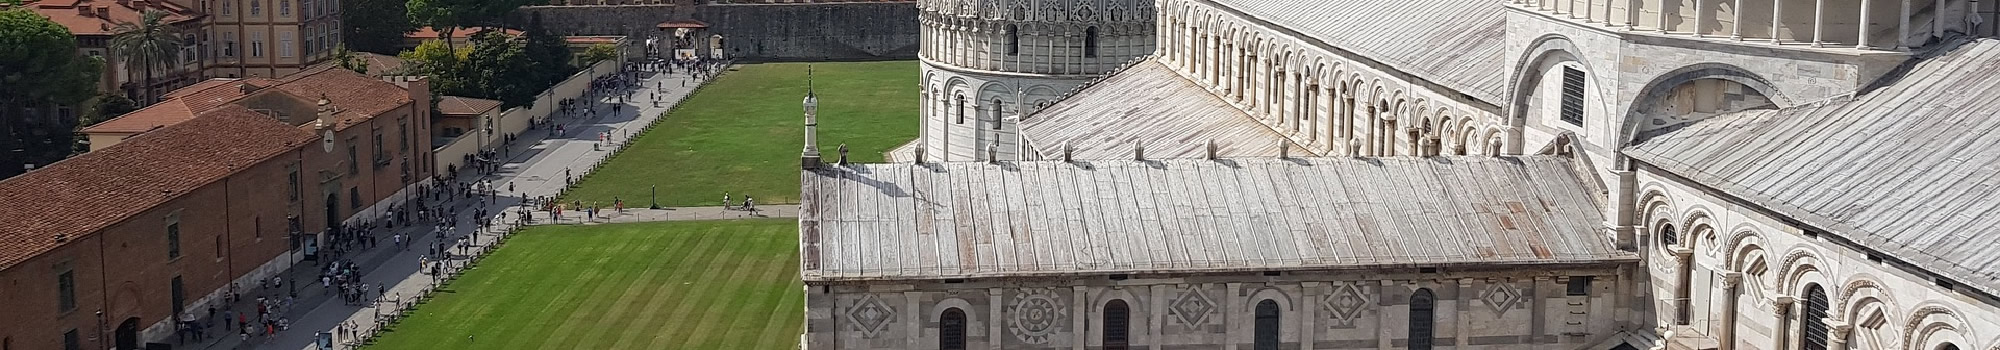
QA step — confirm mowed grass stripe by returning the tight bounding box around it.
[590,224,754,349]
[575,226,707,350]
[647,230,770,348]
[607,224,737,349]
[366,220,802,350]
[534,229,663,350]
[725,243,804,349]
[681,230,789,348]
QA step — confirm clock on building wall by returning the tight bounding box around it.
[322,129,335,153]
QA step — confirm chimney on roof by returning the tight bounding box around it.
[238,81,256,94]
[78,5,92,16]
[316,95,334,129]
[96,6,109,19]
[1132,141,1145,161]
[1205,139,1217,160]
[1278,138,1290,159]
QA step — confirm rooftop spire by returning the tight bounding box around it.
[806,64,815,98]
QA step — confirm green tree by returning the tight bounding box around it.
[333,44,371,74]
[463,31,538,108]
[522,15,575,88]
[0,9,102,177]
[340,0,412,54]
[78,94,138,127]
[405,0,534,52]
[578,43,618,67]
[399,39,470,96]
[109,9,183,104]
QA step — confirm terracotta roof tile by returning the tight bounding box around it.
[436,96,500,116]
[0,106,317,270]
[85,78,276,134]
[82,98,195,133]
[29,0,199,36]
[271,67,414,130]
[87,69,409,134]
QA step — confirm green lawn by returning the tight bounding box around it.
[367,220,802,350]
[566,61,918,206]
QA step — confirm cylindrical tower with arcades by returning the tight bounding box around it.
[917,0,1155,162]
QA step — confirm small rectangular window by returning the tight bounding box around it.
[214,236,223,258]
[349,187,361,209]
[1567,276,1594,296]
[62,330,79,350]
[166,218,181,259]
[1560,67,1585,127]
[56,269,75,312]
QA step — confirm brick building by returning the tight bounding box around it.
[0,67,431,350]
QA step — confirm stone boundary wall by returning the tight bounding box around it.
[516,2,919,61]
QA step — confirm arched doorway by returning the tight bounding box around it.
[1253,299,1280,350]
[1409,288,1435,350]
[115,317,140,350]
[1103,300,1130,350]
[940,307,967,350]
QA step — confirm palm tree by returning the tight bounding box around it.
[110,9,183,105]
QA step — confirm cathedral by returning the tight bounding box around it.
[807,0,2000,349]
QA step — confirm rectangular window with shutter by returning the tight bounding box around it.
[1560,67,1585,127]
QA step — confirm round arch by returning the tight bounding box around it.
[1506,34,1605,127]
[1619,62,1793,144]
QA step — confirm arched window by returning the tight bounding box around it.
[1801,284,1830,350]
[954,94,966,124]
[1253,300,1279,350]
[1084,26,1100,58]
[991,98,1004,130]
[941,307,967,350]
[1409,289,1435,350]
[1103,300,1130,350]
[1006,24,1020,56]
[1660,223,1679,247]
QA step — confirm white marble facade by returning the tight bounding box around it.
[805,268,1636,350]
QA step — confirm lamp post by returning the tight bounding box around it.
[649,185,659,209]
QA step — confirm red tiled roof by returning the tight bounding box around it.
[270,67,414,131]
[405,26,522,39]
[29,0,199,36]
[85,68,411,134]
[82,98,194,133]
[86,78,277,133]
[436,96,500,116]
[0,105,317,270]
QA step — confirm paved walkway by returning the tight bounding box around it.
[173,66,716,350]
[527,204,800,225]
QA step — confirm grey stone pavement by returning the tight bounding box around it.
[531,204,800,225]
[173,65,727,350]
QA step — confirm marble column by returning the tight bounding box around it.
[1732,0,1746,39]
[1772,296,1795,350]
[1858,0,1875,49]
[1828,321,1853,350]
[1899,0,1913,50]
[1695,0,1708,36]
[1812,0,1826,47]
[1659,0,1672,33]
[1772,0,1785,43]
[1718,272,1742,350]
